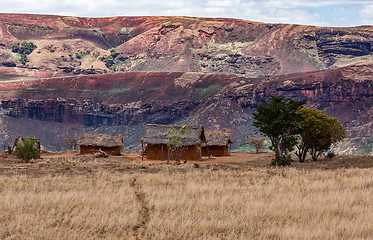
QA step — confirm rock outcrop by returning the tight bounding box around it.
[1,66,372,152]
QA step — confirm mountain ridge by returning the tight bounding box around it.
[0,13,372,154]
[1,13,373,78]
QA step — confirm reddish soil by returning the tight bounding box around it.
[131,152,270,164]
[0,151,371,178]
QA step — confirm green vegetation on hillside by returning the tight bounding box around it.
[192,83,224,100]
[11,41,37,65]
[75,51,90,59]
[100,48,119,70]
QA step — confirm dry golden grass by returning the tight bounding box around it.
[0,173,139,240]
[139,168,373,239]
[0,154,373,239]
[1,153,373,239]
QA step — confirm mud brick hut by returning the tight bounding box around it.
[141,124,206,161]
[77,133,123,155]
[202,129,233,157]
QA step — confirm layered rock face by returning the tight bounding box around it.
[1,66,372,152]
[1,98,199,126]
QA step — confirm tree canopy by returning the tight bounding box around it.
[253,96,307,165]
[253,96,346,165]
[295,107,346,162]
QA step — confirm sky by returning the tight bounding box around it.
[0,0,373,27]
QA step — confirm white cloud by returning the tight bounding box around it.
[359,4,373,24]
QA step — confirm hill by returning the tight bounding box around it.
[1,14,373,78]
[0,14,372,153]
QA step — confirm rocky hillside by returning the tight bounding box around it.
[0,14,372,154]
[1,65,372,153]
[1,14,373,78]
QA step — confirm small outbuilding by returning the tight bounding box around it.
[202,129,232,157]
[141,124,206,161]
[77,133,123,156]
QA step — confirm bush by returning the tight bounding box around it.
[327,150,336,159]
[75,51,89,59]
[100,48,119,69]
[11,42,37,55]
[11,41,37,65]
[271,155,293,166]
[14,136,40,162]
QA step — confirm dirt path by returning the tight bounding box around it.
[130,178,150,240]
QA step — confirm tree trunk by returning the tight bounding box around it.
[275,139,282,164]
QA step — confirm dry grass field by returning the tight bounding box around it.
[0,152,373,239]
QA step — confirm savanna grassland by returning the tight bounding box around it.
[1,152,373,239]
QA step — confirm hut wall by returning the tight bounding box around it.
[147,144,200,160]
[202,145,228,157]
[80,145,121,155]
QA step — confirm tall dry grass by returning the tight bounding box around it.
[1,167,373,239]
[0,173,139,239]
[140,168,373,239]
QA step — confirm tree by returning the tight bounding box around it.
[309,112,346,161]
[14,135,40,162]
[253,95,307,165]
[246,136,266,153]
[165,125,190,164]
[295,107,346,162]
[63,133,79,150]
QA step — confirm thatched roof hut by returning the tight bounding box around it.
[142,124,206,146]
[77,133,123,155]
[202,129,232,157]
[141,124,206,160]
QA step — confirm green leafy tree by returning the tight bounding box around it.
[14,135,40,162]
[305,110,346,161]
[165,125,190,164]
[253,96,307,165]
[295,107,346,162]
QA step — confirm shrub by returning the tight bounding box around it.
[271,155,293,166]
[100,48,119,69]
[193,163,200,168]
[11,42,37,55]
[11,41,37,65]
[14,136,40,162]
[75,51,89,59]
[327,150,336,159]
